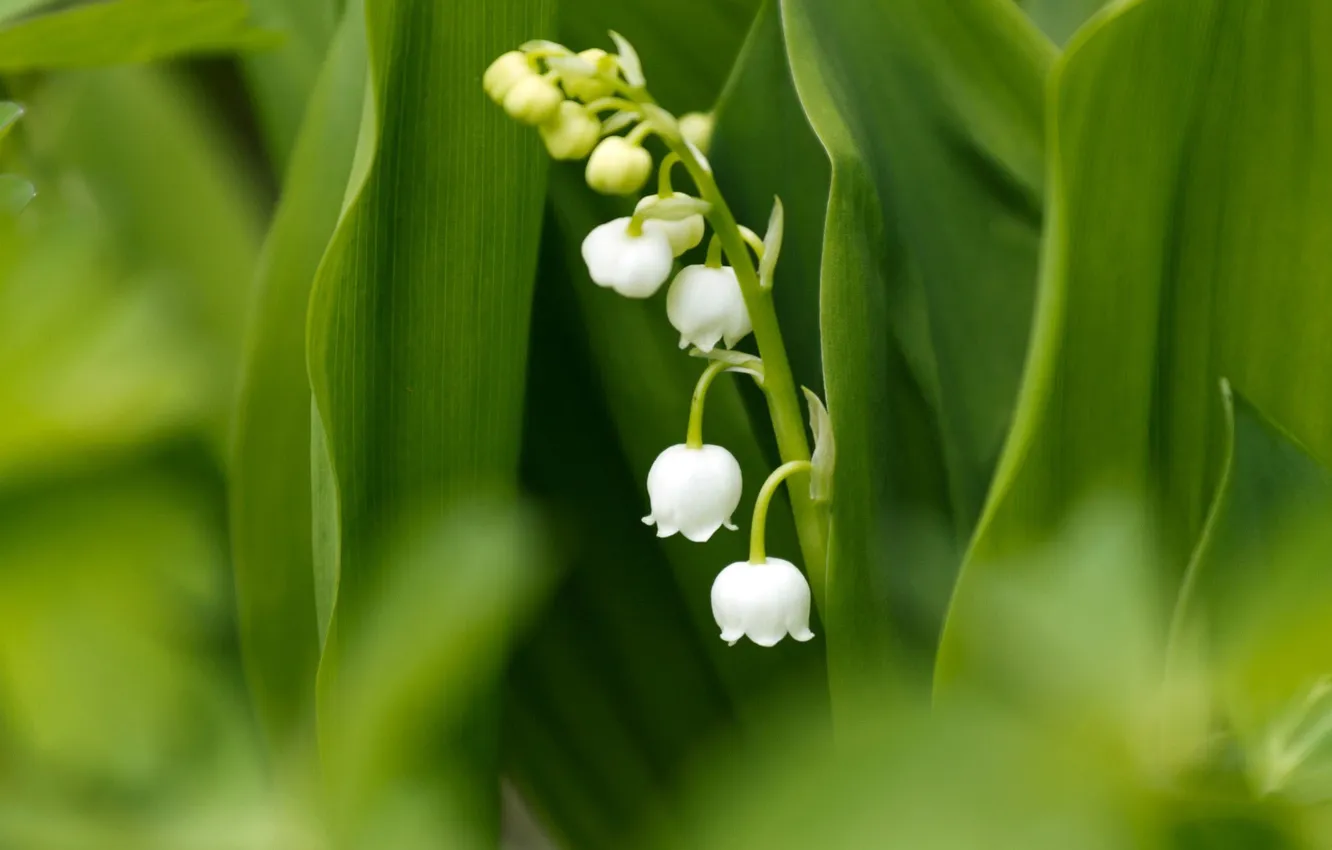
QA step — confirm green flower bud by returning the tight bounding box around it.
[503,75,563,126]
[483,51,532,103]
[585,136,652,196]
[679,111,715,153]
[563,48,615,102]
[539,102,601,160]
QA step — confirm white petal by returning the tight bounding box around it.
[644,444,742,543]
[666,265,751,352]
[581,218,675,299]
[635,194,706,256]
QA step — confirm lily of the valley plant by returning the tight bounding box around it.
[485,33,832,647]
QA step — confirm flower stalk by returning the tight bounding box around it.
[749,460,812,564]
[663,137,828,603]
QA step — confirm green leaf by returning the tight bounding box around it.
[0,0,49,26]
[324,502,551,843]
[940,0,1332,689]
[0,174,33,214]
[39,67,263,445]
[0,102,22,147]
[803,387,832,503]
[305,0,554,834]
[0,0,277,73]
[230,3,366,752]
[727,0,1049,692]
[1170,388,1332,797]
[242,0,341,171]
[1017,0,1109,46]
[557,0,758,113]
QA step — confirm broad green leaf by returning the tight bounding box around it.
[0,0,276,73]
[38,67,263,446]
[243,0,341,171]
[306,0,553,835]
[732,0,1049,693]
[783,0,1051,532]
[230,3,366,751]
[940,0,1332,689]
[1018,0,1109,46]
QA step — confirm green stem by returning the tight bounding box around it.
[658,152,681,198]
[686,359,730,448]
[657,133,828,604]
[750,461,813,564]
[705,235,724,268]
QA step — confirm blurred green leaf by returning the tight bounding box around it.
[305,0,553,838]
[1172,388,1332,799]
[230,3,365,751]
[0,0,47,26]
[0,101,22,145]
[325,503,550,847]
[35,67,263,446]
[0,0,277,73]
[0,216,210,486]
[940,0,1332,690]
[0,172,33,213]
[0,469,244,797]
[1018,0,1109,45]
[243,0,341,171]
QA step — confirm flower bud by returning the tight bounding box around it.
[666,264,753,352]
[678,111,715,153]
[635,193,705,256]
[585,136,652,195]
[483,50,533,103]
[581,217,674,298]
[642,444,742,542]
[711,558,814,647]
[562,48,615,102]
[503,75,563,125]
[539,101,601,160]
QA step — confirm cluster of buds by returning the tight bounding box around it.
[485,34,819,648]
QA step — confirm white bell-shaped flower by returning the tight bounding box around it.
[585,136,652,195]
[642,444,742,542]
[711,558,815,647]
[635,193,705,257]
[666,264,753,352]
[581,217,675,298]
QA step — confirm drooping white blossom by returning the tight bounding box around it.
[711,558,814,647]
[666,264,753,352]
[581,217,675,298]
[642,444,742,542]
[635,193,705,257]
[585,136,652,196]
